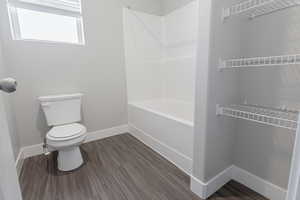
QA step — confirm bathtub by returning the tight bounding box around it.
[128,99,194,174]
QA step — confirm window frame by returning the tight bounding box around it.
[7,0,85,45]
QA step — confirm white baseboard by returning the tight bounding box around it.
[231,166,287,200]
[191,166,233,199]
[15,124,128,176]
[22,143,44,159]
[84,124,129,143]
[128,124,193,175]
[191,165,287,200]
[15,150,24,177]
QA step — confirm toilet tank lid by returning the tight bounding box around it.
[38,93,83,102]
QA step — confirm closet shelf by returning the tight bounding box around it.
[216,104,299,130]
[222,0,300,21]
[219,54,300,70]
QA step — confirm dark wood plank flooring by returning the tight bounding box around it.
[20,133,268,200]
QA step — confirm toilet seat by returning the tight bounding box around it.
[47,123,87,141]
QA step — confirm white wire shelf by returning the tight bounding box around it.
[222,0,300,21]
[219,54,300,70]
[216,104,299,130]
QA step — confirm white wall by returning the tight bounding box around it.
[233,5,300,189]
[192,0,241,182]
[121,0,163,15]
[124,1,199,104]
[161,0,194,15]
[0,0,165,148]
[121,0,196,16]
[193,0,297,191]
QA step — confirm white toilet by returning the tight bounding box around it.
[39,93,87,171]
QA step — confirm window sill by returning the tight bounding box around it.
[11,38,86,46]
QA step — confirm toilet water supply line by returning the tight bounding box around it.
[43,138,50,155]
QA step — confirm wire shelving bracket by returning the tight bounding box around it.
[218,54,300,70]
[222,0,300,21]
[216,104,299,130]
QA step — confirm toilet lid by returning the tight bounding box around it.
[48,123,86,139]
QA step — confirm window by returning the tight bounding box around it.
[7,0,85,44]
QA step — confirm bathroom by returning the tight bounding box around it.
[0,0,299,200]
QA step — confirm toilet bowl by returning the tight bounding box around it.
[39,93,87,172]
[46,123,87,171]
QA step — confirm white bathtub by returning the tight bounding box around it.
[128,99,194,174]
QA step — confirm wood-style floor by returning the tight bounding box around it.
[20,133,268,200]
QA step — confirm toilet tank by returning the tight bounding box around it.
[39,93,83,126]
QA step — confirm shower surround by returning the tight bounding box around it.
[123,1,199,174]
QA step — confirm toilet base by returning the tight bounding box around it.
[57,146,83,171]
